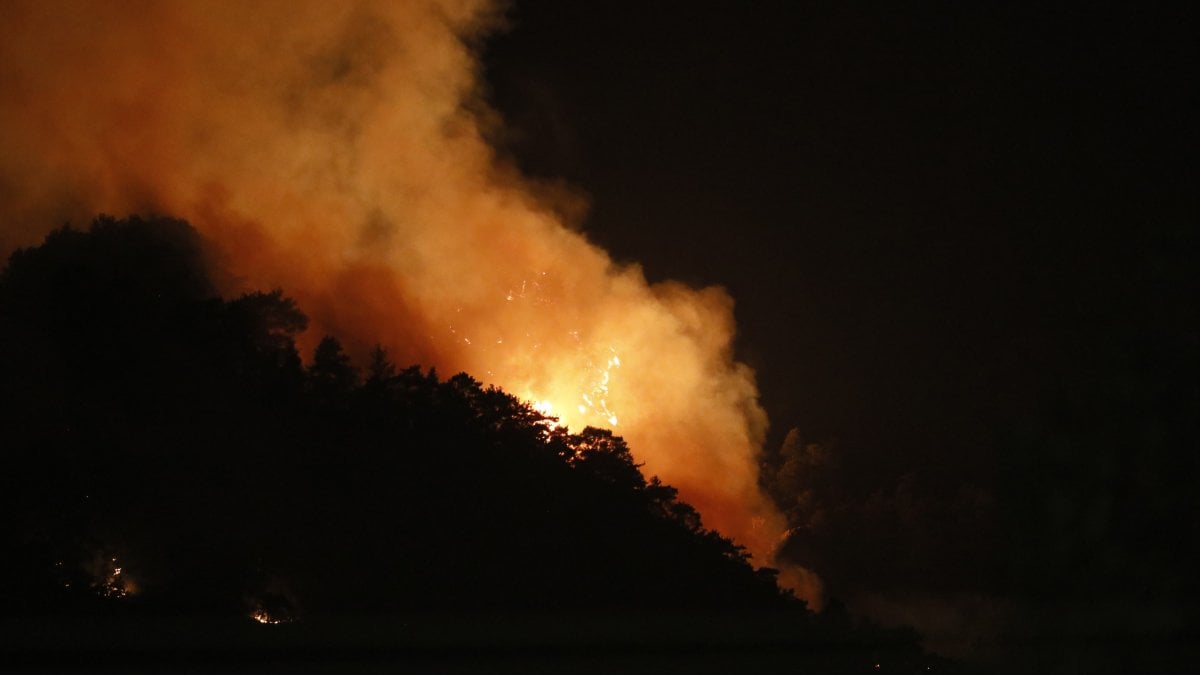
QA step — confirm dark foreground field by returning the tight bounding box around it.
[6,609,1199,674]
[2,610,960,674]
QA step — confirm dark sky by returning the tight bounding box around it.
[481,2,1197,641]
[483,1,1193,466]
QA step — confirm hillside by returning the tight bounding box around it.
[0,215,952,672]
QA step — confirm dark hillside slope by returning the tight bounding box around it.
[0,216,950,673]
[0,215,787,615]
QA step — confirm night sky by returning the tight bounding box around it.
[485,0,1191,456]
[483,0,1196,648]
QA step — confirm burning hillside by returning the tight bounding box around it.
[0,0,815,601]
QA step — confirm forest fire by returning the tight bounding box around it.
[249,609,291,625]
[524,346,621,431]
[0,0,813,602]
[92,556,134,599]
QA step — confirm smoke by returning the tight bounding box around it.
[0,0,805,596]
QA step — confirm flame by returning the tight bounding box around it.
[94,556,134,599]
[0,0,809,601]
[250,609,290,625]
[521,345,621,431]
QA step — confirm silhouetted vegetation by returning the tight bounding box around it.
[0,216,958,672]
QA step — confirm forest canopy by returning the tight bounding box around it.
[0,215,797,616]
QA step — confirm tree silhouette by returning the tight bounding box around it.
[365,343,396,384]
[0,214,944,671]
[308,335,358,402]
[568,426,646,490]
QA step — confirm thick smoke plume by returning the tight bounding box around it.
[0,0,812,600]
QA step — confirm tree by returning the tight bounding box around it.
[4,213,867,633]
[308,335,358,401]
[365,344,396,384]
[568,427,646,491]
[228,290,307,351]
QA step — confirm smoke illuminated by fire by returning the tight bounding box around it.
[0,1,816,603]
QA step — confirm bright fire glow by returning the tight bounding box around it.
[95,556,133,599]
[520,342,621,432]
[250,609,291,625]
[0,0,815,603]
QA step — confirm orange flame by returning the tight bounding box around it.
[250,609,290,625]
[0,0,812,602]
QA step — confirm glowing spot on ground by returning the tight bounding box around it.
[94,556,134,599]
[250,609,292,625]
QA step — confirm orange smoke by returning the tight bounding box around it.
[0,0,809,598]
